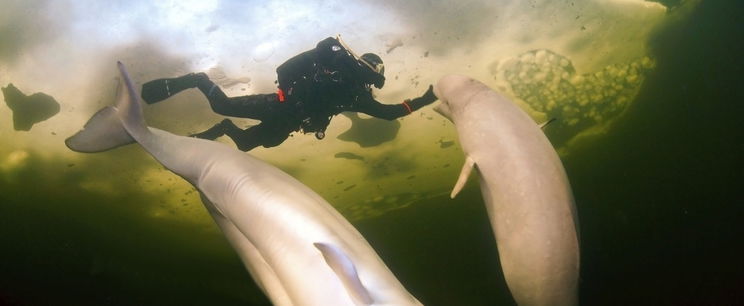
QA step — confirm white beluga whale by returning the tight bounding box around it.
[433,74,580,306]
[66,62,422,306]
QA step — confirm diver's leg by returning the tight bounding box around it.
[220,120,262,151]
[142,73,282,120]
[195,77,282,120]
[221,120,293,151]
[258,121,295,148]
[189,119,233,140]
[141,73,203,104]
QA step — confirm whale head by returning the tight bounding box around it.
[433,74,484,122]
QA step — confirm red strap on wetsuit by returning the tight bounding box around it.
[277,88,286,103]
[402,99,413,114]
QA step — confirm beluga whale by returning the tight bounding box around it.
[66,62,422,306]
[433,74,580,306]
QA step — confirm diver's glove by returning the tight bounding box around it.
[403,85,437,112]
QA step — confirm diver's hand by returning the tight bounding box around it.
[406,85,438,111]
[414,85,437,105]
[420,84,436,103]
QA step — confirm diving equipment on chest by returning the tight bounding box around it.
[300,114,332,140]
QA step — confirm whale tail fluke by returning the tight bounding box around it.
[65,106,134,152]
[66,62,147,153]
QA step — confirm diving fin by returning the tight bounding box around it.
[141,73,200,104]
[451,156,476,198]
[314,242,374,305]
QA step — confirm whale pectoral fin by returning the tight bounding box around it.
[539,117,557,130]
[451,156,476,198]
[198,192,227,219]
[314,242,374,305]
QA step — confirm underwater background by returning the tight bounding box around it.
[1,0,741,305]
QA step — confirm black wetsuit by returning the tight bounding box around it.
[189,37,435,151]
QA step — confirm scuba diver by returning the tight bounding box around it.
[140,36,438,151]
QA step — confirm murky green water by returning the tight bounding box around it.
[1,0,742,305]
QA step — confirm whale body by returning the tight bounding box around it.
[434,74,579,306]
[66,62,421,306]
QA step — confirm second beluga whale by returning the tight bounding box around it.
[66,62,422,306]
[433,74,580,306]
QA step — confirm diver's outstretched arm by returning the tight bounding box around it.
[354,85,437,120]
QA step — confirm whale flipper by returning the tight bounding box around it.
[451,156,476,198]
[539,118,557,130]
[314,242,374,305]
